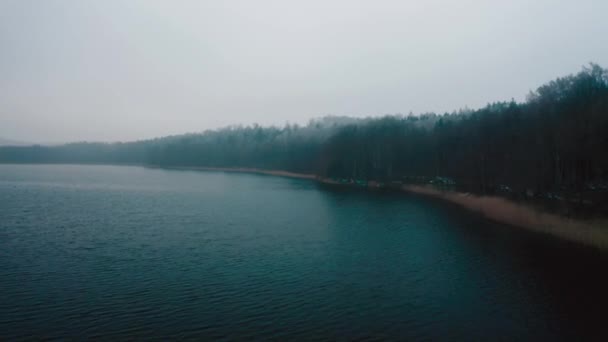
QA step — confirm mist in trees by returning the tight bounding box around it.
[2,64,607,214]
[0,116,354,172]
[318,64,608,214]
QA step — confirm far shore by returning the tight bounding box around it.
[158,166,317,180]
[167,166,608,250]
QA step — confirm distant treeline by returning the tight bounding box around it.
[2,64,608,213]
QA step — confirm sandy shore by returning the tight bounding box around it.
[161,166,608,249]
[402,185,608,250]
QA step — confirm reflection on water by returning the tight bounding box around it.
[1,164,607,340]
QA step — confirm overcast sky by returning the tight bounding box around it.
[1,0,607,143]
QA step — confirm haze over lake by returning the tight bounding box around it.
[1,164,606,340]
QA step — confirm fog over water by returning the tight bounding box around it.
[1,0,607,142]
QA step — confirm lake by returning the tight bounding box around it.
[1,164,607,340]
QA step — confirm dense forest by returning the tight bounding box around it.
[2,64,608,215]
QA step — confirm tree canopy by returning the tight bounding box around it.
[2,64,607,215]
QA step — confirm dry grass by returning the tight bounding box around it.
[161,167,608,249]
[403,185,608,249]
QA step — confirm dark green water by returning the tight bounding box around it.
[1,164,607,340]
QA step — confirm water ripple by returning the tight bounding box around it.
[1,165,607,340]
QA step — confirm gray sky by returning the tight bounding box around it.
[1,0,607,143]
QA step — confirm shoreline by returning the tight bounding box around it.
[160,166,608,250]
[158,166,317,180]
[5,163,607,250]
[402,185,608,250]
[192,168,608,250]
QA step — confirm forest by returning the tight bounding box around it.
[2,64,607,215]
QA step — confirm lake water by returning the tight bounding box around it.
[1,164,607,340]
